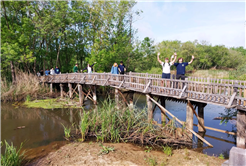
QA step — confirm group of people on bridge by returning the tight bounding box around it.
[157,52,194,80]
[39,53,194,81]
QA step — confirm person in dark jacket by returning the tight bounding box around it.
[174,55,194,80]
[55,66,61,74]
[118,61,126,75]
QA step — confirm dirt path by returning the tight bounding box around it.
[27,142,225,166]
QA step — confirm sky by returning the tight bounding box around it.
[132,1,245,48]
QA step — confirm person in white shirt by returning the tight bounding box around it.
[82,62,96,73]
[50,67,55,75]
[157,52,177,79]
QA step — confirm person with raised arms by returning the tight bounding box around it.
[174,55,194,80]
[157,52,177,79]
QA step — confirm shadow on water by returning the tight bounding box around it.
[1,93,236,160]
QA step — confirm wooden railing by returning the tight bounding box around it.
[40,72,246,111]
[129,72,246,86]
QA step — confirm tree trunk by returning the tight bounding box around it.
[10,61,16,84]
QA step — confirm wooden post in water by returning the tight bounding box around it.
[146,94,153,122]
[115,88,119,109]
[60,84,63,98]
[50,83,53,93]
[68,83,72,98]
[160,97,166,125]
[237,110,246,149]
[78,84,84,106]
[92,85,97,105]
[129,92,134,110]
[186,103,194,137]
[197,103,206,132]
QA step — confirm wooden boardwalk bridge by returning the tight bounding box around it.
[40,72,246,150]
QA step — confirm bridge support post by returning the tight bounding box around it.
[198,103,206,132]
[78,84,84,106]
[68,83,72,98]
[160,97,166,125]
[146,94,153,122]
[129,92,134,110]
[115,88,119,109]
[237,110,246,149]
[224,110,246,166]
[60,84,63,98]
[186,103,194,137]
[92,85,97,105]
[50,83,53,93]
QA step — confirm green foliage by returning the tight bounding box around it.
[144,146,152,153]
[218,153,224,159]
[219,108,237,125]
[61,123,71,140]
[162,145,173,156]
[99,144,115,155]
[2,1,245,82]
[26,95,31,102]
[79,110,89,142]
[1,140,25,166]
[144,156,158,166]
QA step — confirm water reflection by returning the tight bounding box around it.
[1,104,80,153]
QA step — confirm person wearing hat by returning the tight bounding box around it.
[157,52,177,79]
[118,61,126,75]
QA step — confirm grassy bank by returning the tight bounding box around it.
[1,71,50,102]
[23,98,82,109]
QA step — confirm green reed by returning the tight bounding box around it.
[1,140,25,166]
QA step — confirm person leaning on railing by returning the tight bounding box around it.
[174,55,194,80]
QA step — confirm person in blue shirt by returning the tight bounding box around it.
[55,66,60,74]
[174,55,194,80]
[118,61,126,75]
[45,69,50,76]
[111,63,119,74]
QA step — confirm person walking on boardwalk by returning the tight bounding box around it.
[55,66,61,74]
[174,55,194,80]
[157,52,177,79]
[118,61,126,75]
[82,62,96,73]
[73,64,78,73]
[111,63,119,74]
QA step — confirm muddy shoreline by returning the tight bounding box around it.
[25,141,225,166]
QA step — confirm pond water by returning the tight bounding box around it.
[1,94,236,159]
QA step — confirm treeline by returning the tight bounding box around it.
[1,1,246,83]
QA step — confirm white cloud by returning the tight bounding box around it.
[133,2,245,47]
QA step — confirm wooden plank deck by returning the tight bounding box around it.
[40,72,246,111]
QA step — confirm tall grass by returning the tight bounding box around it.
[1,140,25,166]
[1,71,49,101]
[61,123,71,140]
[75,99,191,147]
